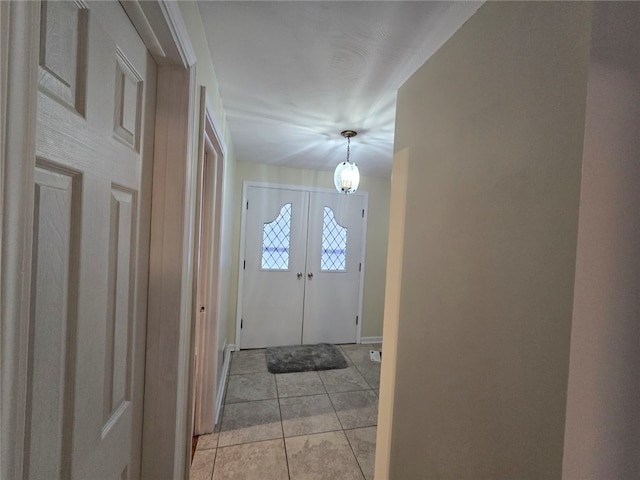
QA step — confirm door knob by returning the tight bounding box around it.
[307,272,314,279]
[297,272,303,279]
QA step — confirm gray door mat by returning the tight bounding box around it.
[265,343,348,374]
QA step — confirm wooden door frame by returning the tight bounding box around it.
[191,87,226,436]
[235,181,369,349]
[0,2,206,479]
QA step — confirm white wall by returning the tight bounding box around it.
[380,2,592,478]
[231,162,390,341]
[562,3,640,478]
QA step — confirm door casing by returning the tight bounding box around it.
[191,87,226,436]
[235,181,369,348]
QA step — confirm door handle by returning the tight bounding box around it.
[307,272,314,279]
[297,272,303,279]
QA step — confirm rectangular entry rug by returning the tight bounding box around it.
[266,343,348,374]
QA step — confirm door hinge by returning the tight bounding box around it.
[241,318,243,328]
[356,316,359,325]
[362,209,365,218]
[246,201,249,210]
[243,260,246,270]
[359,263,361,272]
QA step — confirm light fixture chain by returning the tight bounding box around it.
[346,136,351,163]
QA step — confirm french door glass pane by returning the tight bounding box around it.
[262,203,292,270]
[321,206,347,271]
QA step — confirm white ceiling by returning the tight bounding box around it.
[198,1,481,177]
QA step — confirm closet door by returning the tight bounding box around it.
[28,2,156,478]
[302,192,366,344]
[241,186,309,348]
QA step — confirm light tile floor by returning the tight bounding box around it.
[191,343,382,480]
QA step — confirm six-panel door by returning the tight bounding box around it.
[28,2,156,478]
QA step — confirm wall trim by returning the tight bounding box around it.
[360,337,383,344]
[124,2,198,479]
[140,64,198,480]
[120,0,196,68]
[214,343,235,426]
[191,86,228,437]
[356,194,369,344]
[157,1,197,67]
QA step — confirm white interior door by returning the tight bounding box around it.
[302,192,366,344]
[193,148,215,435]
[241,186,309,348]
[240,185,366,348]
[27,2,155,479]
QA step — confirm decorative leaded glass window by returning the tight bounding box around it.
[262,203,292,270]
[321,206,347,271]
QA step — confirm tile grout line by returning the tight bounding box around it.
[207,358,232,479]
[208,448,217,480]
[214,436,299,449]
[324,375,367,480]
[321,366,363,476]
[275,371,293,480]
[318,368,352,439]
[324,377,346,431]
[224,395,279,405]
[345,429,368,480]
[209,364,228,479]
[338,346,374,479]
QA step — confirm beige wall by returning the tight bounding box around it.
[231,162,390,342]
[383,2,592,478]
[562,3,640,478]
[178,2,237,381]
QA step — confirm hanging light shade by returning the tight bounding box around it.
[334,161,360,194]
[334,130,360,194]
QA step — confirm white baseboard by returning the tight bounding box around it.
[214,343,236,426]
[360,336,383,344]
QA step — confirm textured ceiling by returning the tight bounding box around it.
[198,1,481,177]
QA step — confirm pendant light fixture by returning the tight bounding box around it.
[334,130,360,194]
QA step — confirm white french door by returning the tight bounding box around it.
[302,191,366,344]
[241,187,309,348]
[240,185,367,349]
